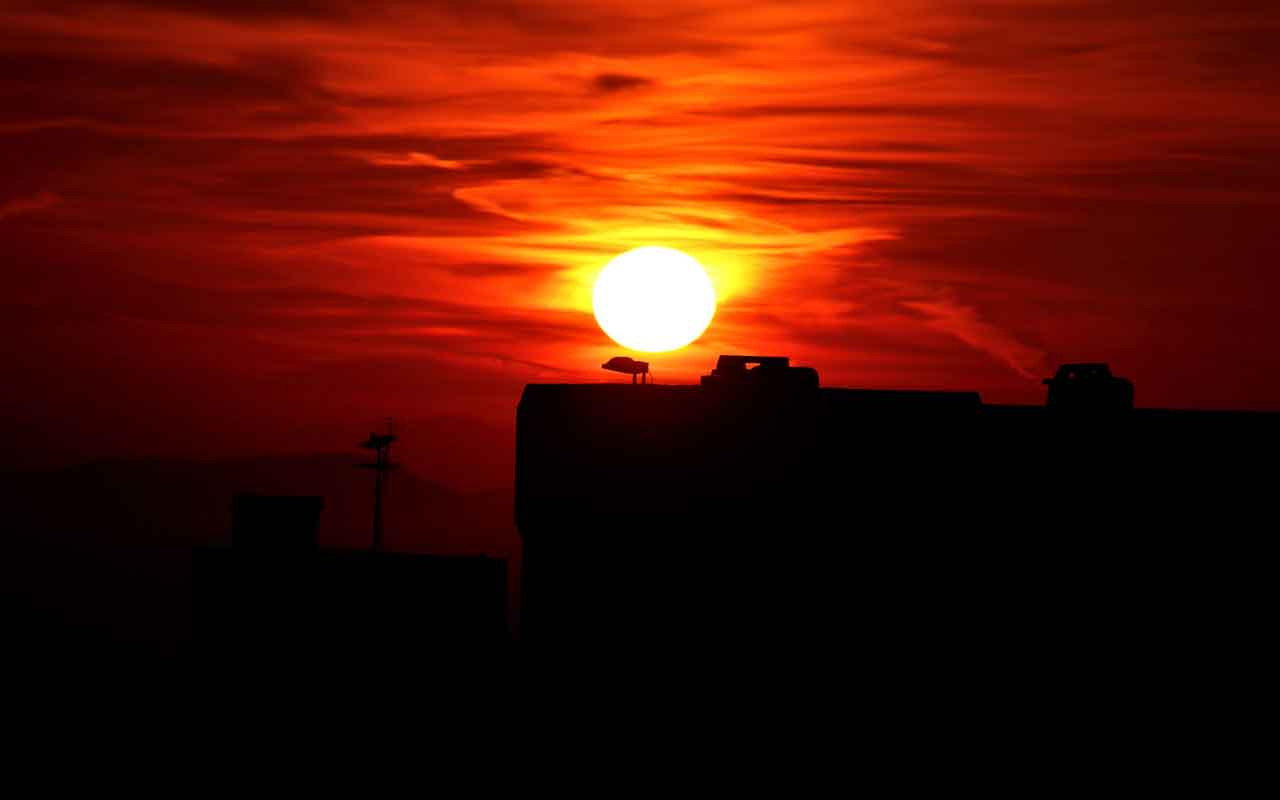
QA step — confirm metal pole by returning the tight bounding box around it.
[372,444,385,552]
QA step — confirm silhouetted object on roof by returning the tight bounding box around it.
[603,356,650,384]
[699,355,819,389]
[230,494,322,552]
[358,417,398,551]
[1044,363,1134,412]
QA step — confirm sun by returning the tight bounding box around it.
[592,246,717,353]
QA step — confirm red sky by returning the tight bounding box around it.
[3,1,1279,483]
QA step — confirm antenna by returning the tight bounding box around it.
[357,417,398,552]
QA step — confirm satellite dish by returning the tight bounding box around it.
[602,356,650,384]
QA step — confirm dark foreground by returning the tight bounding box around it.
[5,361,1274,707]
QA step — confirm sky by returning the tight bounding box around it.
[3,1,1279,483]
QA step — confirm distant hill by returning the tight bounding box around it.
[0,414,517,494]
[0,454,518,655]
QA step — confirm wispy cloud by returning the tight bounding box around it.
[902,297,1046,379]
[362,151,470,169]
[2,0,1280,466]
[0,191,59,220]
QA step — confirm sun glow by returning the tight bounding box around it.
[592,246,717,353]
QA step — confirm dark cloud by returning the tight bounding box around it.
[0,50,351,131]
[35,0,374,21]
[591,72,655,93]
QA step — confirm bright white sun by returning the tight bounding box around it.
[592,246,716,353]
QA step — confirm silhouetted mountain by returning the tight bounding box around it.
[0,414,516,493]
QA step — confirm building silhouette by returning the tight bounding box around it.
[194,494,508,663]
[516,356,1280,657]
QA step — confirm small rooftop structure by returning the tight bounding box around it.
[700,355,819,389]
[1043,363,1134,412]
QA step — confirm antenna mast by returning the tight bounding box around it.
[357,417,398,552]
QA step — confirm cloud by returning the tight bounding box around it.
[590,72,655,93]
[364,151,469,169]
[0,191,59,220]
[4,0,1280,474]
[902,297,1046,379]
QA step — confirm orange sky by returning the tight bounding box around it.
[3,1,1280,482]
